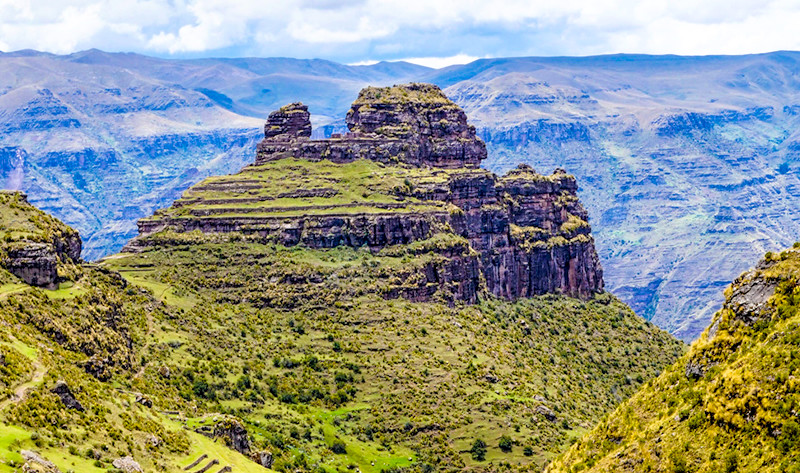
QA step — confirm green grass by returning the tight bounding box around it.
[142,158,472,223]
[0,423,33,472]
[0,283,27,299]
[548,246,800,473]
[43,281,88,300]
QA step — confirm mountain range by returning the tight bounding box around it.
[2,49,800,340]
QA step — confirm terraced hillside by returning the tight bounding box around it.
[547,246,800,472]
[0,84,684,473]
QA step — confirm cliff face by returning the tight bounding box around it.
[130,84,603,301]
[255,84,486,169]
[0,191,81,288]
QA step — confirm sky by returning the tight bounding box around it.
[0,0,799,67]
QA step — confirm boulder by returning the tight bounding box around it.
[112,457,143,473]
[21,450,61,473]
[535,405,557,422]
[253,451,273,469]
[214,419,250,454]
[135,393,153,408]
[50,380,84,411]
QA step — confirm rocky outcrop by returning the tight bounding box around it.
[21,450,62,473]
[129,84,604,301]
[213,419,250,455]
[112,457,143,473]
[0,192,82,288]
[255,84,486,168]
[253,452,273,469]
[724,272,778,326]
[50,380,84,411]
[264,102,312,140]
[5,243,59,289]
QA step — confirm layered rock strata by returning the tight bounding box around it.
[256,84,486,168]
[0,191,82,288]
[128,84,603,301]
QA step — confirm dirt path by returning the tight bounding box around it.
[0,360,46,411]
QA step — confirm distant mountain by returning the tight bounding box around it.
[0,50,429,260]
[434,52,800,340]
[2,49,800,340]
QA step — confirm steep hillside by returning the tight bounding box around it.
[0,85,683,473]
[546,245,800,473]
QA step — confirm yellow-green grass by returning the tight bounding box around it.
[43,281,88,300]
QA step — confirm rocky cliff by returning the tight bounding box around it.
[128,84,603,302]
[255,84,486,168]
[0,191,81,288]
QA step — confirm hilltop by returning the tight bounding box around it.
[0,84,683,473]
[547,245,800,472]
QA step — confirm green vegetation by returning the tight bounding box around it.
[547,246,800,473]
[352,84,457,106]
[0,166,684,472]
[143,158,463,223]
[0,191,79,246]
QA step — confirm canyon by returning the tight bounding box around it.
[3,50,800,339]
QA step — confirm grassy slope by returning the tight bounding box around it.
[0,168,684,473]
[547,246,800,473]
[98,238,683,472]
[145,158,457,221]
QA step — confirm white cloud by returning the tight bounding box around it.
[401,54,483,69]
[0,0,799,60]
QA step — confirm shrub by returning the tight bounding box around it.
[723,451,738,473]
[523,446,533,456]
[498,435,513,452]
[331,440,347,454]
[470,438,487,461]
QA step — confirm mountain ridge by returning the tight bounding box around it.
[2,49,800,340]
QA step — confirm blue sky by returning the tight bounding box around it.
[1,0,799,67]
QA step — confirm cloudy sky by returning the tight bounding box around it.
[0,0,798,67]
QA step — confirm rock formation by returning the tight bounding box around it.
[128,84,603,301]
[213,419,250,455]
[50,380,84,411]
[256,83,486,168]
[0,191,82,288]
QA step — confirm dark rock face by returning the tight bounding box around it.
[256,84,486,169]
[51,380,84,411]
[725,272,778,325]
[253,452,273,469]
[131,84,603,302]
[264,102,312,140]
[5,243,59,289]
[214,420,250,455]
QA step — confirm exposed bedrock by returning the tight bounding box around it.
[130,84,604,303]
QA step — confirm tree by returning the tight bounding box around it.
[498,435,513,452]
[470,439,487,461]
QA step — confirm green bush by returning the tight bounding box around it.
[470,438,487,461]
[498,434,513,452]
[331,440,347,454]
